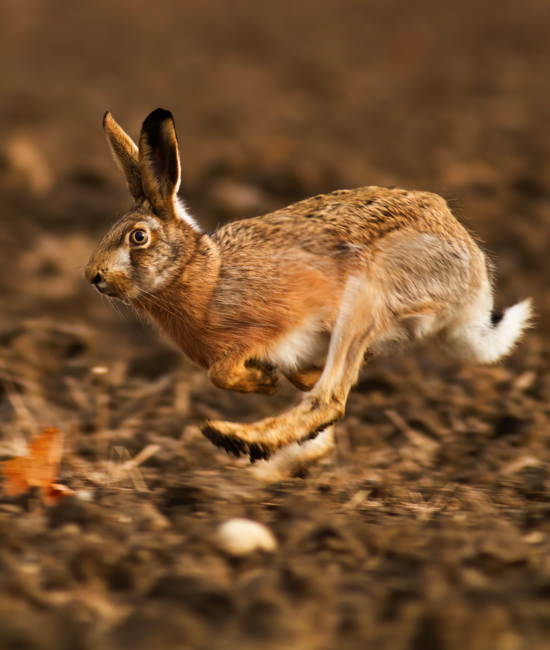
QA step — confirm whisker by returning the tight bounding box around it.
[130,281,189,323]
[108,298,127,324]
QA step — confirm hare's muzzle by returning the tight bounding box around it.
[85,267,117,297]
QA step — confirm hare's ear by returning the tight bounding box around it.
[138,108,181,220]
[103,111,143,201]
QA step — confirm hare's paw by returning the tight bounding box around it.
[249,426,335,482]
[200,420,274,461]
[243,363,278,395]
[201,397,343,463]
[209,360,278,395]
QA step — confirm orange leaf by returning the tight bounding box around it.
[1,456,31,496]
[1,428,73,503]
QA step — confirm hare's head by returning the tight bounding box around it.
[85,109,200,301]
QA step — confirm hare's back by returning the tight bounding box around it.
[212,186,471,257]
[209,186,485,342]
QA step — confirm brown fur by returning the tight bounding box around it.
[103,111,143,201]
[85,109,532,466]
[286,367,324,392]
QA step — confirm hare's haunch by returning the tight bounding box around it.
[85,108,532,469]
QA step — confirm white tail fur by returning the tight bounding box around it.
[446,298,533,364]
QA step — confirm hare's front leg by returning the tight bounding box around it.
[208,356,278,396]
[202,276,385,460]
[285,367,323,392]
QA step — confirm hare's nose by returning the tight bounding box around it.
[91,272,102,286]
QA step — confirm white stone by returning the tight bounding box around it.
[216,518,278,556]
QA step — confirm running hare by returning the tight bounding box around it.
[86,108,532,466]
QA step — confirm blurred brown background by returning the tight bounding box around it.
[2,2,550,649]
[1,0,549,351]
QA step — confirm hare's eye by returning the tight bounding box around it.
[130,230,149,246]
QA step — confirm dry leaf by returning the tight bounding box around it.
[1,427,73,505]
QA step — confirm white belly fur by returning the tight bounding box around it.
[263,312,441,373]
[262,323,330,373]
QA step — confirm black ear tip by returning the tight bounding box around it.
[102,110,111,129]
[143,108,174,129]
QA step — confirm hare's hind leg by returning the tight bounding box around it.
[249,426,335,481]
[202,276,387,460]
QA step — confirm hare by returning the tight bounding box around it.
[85,108,532,469]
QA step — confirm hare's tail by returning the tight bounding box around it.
[446,298,533,364]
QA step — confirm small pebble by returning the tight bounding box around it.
[216,518,278,557]
[523,530,545,545]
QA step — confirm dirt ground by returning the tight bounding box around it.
[1,0,550,648]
